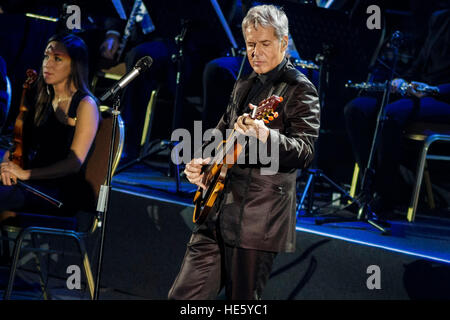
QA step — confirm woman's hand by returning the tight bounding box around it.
[1,161,29,185]
[408,81,438,98]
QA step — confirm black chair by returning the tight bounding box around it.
[347,122,450,222]
[0,106,124,299]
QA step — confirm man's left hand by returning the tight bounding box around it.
[234,104,270,143]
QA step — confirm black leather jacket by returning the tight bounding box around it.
[198,59,321,253]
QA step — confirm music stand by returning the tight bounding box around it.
[262,1,388,233]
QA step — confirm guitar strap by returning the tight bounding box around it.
[269,81,289,101]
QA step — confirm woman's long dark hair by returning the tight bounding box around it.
[34,33,93,126]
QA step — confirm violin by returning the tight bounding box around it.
[9,69,38,168]
[6,69,63,208]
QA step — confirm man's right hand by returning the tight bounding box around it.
[184,158,210,190]
[100,34,120,60]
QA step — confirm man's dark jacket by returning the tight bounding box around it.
[198,59,320,253]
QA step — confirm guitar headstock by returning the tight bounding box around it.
[23,69,38,89]
[252,95,283,124]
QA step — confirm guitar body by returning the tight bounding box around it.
[191,95,283,224]
[193,163,228,224]
[192,138,242,224]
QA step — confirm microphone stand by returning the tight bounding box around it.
[94,55,152,297]
[296,44,354,217]
[93,94,121,300]
[357,35,402,223]
[168,20,195,194]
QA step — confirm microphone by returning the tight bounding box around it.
[100,56,153,102]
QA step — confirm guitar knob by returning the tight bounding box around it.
[268,116,274,121]
[274,112,279,118]
[263,119,269,124]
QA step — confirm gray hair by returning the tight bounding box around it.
[242,5,289,41]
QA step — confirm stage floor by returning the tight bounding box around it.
[1,161,449,300]
[112,163,450,265]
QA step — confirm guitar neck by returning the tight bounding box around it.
[209,129,248,166]
[205,94,281,168]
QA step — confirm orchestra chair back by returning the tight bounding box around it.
[91,62,162,158]
[1,106,124,300]
[5,75,11,121]
[0,75,11,137]
[348,122,450,222]
[403,122,450,222]
[90,63,126,95]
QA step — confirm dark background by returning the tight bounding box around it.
[0,0,448,190]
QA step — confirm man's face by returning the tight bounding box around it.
[245,25,288,74]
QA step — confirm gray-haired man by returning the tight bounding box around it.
[169,4,320,300]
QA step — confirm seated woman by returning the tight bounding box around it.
[0,33,100,221]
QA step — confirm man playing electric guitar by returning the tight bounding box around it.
[169,5,320,300]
